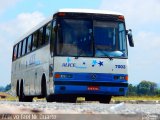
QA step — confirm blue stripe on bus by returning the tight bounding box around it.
[53,72,128,95]
[54,85,128,96]
[54,72,128,82]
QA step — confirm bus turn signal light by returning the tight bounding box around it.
[125,75,128,81]
[55,74,60,78]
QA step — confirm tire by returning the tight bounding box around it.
[99,95,112,104]
[19,81,33,102]
[41,76,47,98]
[16,81,19,96]
[46,95,77,103]
[46,95,55,102]
[57,95,77,103]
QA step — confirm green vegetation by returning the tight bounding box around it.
[127,80,160,96]
[0,83,11,92]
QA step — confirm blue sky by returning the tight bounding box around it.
[0,0,160,86]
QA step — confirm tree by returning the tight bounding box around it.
[137,80,157,96]
[4,83,11,92]
[0,86,5,92]
[127,84,137,96]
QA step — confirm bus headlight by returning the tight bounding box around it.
[114,75,128,81]
[55,73,73,78]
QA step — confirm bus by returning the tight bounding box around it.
[11,9,134,103]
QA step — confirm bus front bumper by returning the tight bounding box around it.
[53,81,128,96]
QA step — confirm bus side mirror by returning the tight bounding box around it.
[54,26,58,32]
[127,29,134,47]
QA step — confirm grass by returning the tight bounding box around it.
[0,92,17,101]
[112,96,160,101]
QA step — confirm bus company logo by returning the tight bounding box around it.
[92,60,104,67]
[91,74,96,80]
[62,63,76,67]
[62,57,76,67]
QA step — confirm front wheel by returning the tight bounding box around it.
[99,95,112,104]
[46,95,77,103]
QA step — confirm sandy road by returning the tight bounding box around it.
[0,101,160,120]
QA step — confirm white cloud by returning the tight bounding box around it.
[0,11,45,86]
[100,0,160,26]
[0,0,20,15]
[101,0,160,84]
[0,11,45,38]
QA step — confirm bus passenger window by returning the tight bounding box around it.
[39,28,44,46]
[27,35,32,53]
[18,42,22,58]
[13,45,18,60]
[22,39,27,56]
[50,21,55,56]
[45,23,51,44]
[32,32,38,50]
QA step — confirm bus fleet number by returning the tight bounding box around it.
[115,65,126,69]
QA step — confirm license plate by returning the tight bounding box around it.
[88,86,99,91]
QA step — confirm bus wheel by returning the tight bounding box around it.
[62,95,77,103]
[16,81,19,96]
[99,95,112,104]
[19,81,25,102]
[19,81,33,102]
[46,95,55,102]
[25,96,33,102]
[41,76,47,98]
[55,95,76,103]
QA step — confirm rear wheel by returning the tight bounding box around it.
[41,76,47,98]
[19,81,33,102]
[16,81,19,96]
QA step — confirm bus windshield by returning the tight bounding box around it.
[56,19,127,58]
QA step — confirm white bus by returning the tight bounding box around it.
[11,9,134,103]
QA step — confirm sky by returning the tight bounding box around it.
[0,0,160,86]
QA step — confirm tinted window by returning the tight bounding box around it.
[45,23,51,44]
[32,32,38,50]
[27,35,32,53]
[94,21,127,58]
[50,21,56,56]
[57,19,93,56]
[13,45,18,60]
[22,39,27,56]
[39,28,44,46]
[18,42,22,58]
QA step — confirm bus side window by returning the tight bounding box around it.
[50,20,56,56]
[18,42,22,58]
[32,32,38,50]
[45,22,51,44]
[27,35,32,53]
[22,39,27,56]
[39,28,44,46]
[13,45,18,61]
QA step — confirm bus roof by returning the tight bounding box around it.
[14,9,123,45]
[58,8,123,16]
